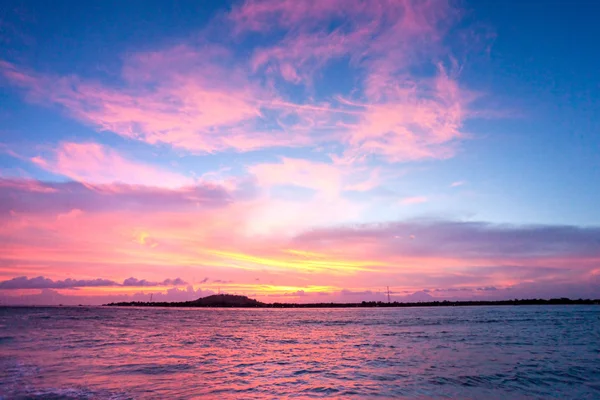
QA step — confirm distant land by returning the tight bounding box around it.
[105,294,600,308]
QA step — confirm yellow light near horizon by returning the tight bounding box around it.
[75,283,340,297]
[205,249,380,273]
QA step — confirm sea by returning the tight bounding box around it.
[1,305,599,399]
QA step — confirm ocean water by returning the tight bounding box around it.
[1,306,599,399]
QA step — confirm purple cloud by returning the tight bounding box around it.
[0,179,232,215]
[0,276,118,290]
[294,220,600,259]
[212,279,233,284]
[122,277,188,287]
[0,276,187,289]
[0,285,215,305]
[162,278,187,286]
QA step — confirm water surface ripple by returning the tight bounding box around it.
[1,306,599,399]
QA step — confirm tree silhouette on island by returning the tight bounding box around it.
[105,293,600,308]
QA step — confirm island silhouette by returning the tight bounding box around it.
[105,294,600,308]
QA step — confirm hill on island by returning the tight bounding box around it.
[106,294,265,307]
[189,294,263,307]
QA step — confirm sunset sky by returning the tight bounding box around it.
[1,0,599,305]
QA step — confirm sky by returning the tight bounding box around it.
[1,0,599,305]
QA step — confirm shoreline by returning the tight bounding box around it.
[103,298,600,308]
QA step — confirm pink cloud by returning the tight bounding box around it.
[0,0,475,163]
[0,54,298,153]
[251,29,368,84]
[0,275,187,289]
[0,54,323,153]
[229,0,450,37]
[0,179,232,215]
[249,156,383,197]
[400,196,428,205]
[1,1,589,305]
[1,179,599,301]
[228,0,355,34]
[31,142,191,187]
[341,70,467,163]
[0,286,216,305]
[245,0,450,79]
[249,157,344,198]
[235,0,469,162]
[244,157,388,234]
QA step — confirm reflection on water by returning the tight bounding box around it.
[1,306,599,399]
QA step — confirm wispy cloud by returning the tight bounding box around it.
[400,196,428,205]
[0,178,232,214]
[2,0,590,304]
[31,142,191,187]
[231,0,468,162]
[0,0,472,163]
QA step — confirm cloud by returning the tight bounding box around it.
[450,180,465,187]
[0,285,216,305]
[122,277,187,287]
[403,291,434,302]
[0,178,232,214]
[4,1,587,304]
[400,196,428,205]
[476,286,498,291]
[340,289,375,296]
[228,0,353,34]
[230,0,469,162]
[433,287,473,292]
[0,52,309,154]
[268,290,307,297]
[293,220,600,260]
[0,276,117,290]
[1,177,599,297]
[249,157,343,198]
[212,279,233,284]
[0,0,477,163]
[2,280,599,306]
[31,142,191,187]
[0,276,186,289]
[249,156,382,198]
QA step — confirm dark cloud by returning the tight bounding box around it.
[212,279,233,284]
[0,178,232,214]
[341,289,375,296]
[0,276,187,289]
[122,277,153,287]
[477,286,498,291]
[422,286,496,293]
[162,278,186,286]
[120,277,188,287]
[0,276,118,290]
[294,220,600,259]
[0,285,215,305]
